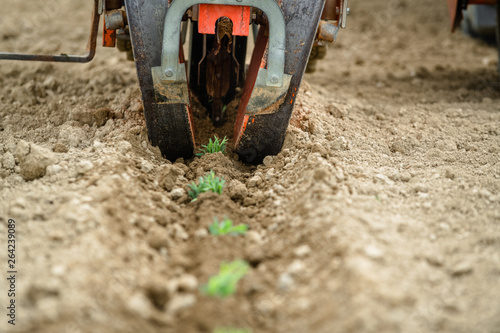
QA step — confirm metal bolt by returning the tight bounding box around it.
[347,8,350,15]
[271,75,279,84]
[165,69,174,77]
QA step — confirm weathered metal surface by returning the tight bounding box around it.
[152,66,190,104]
[236,0,326,163]
[321,0,349,27]
[317,21,339,42]
[234,25,269,147]
[322,0,340,20]
[159,0,287,87]
[103,19,117,47]
[205,17,234,126]
[154,0,286,128]
[106,0,123,10]
[189,21,247,127]
[105,9,127,30]
[126,0,326,163]
[125,0,194,161]
[0,0,100,63]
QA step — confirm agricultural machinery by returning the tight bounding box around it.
[0,0,348,163]
[447,0,500,70]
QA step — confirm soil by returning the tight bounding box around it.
[1,0,500,332]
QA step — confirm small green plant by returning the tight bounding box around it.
[201,260,249,298]
[209,218,248,236]
[214,328,252,333]
[188,170,225,201]
[196,136,229,156]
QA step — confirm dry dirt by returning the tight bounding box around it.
[1,0,500,332]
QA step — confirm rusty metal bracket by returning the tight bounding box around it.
[316,0,349,43]
[98,0,105,15]
[0,0,100,63]
[317,21,340,42]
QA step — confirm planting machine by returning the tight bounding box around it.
[448,0,500,70]
[0,0,348,163]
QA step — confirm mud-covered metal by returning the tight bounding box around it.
[321,0,339,20]
[189,20,248,127]
[246,69,291,115]
[235,0,327,163]
[152,66,190,104]
[0,0,100,63]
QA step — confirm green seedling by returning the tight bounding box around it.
[201,260,249,298]
[188,170,225,201]
[209,218,248,236]
[214,328,252,333]
[196,136,229,156]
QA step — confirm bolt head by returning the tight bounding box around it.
[165,69,174,77]
[270,76,279,84]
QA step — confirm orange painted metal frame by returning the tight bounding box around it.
[198,4,251,36]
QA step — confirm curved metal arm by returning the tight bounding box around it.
[162,0,286,87]
[0,0,100,63]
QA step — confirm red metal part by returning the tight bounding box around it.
[102,19,117,47]
[198,4,251,36]
[234,26,269,146]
